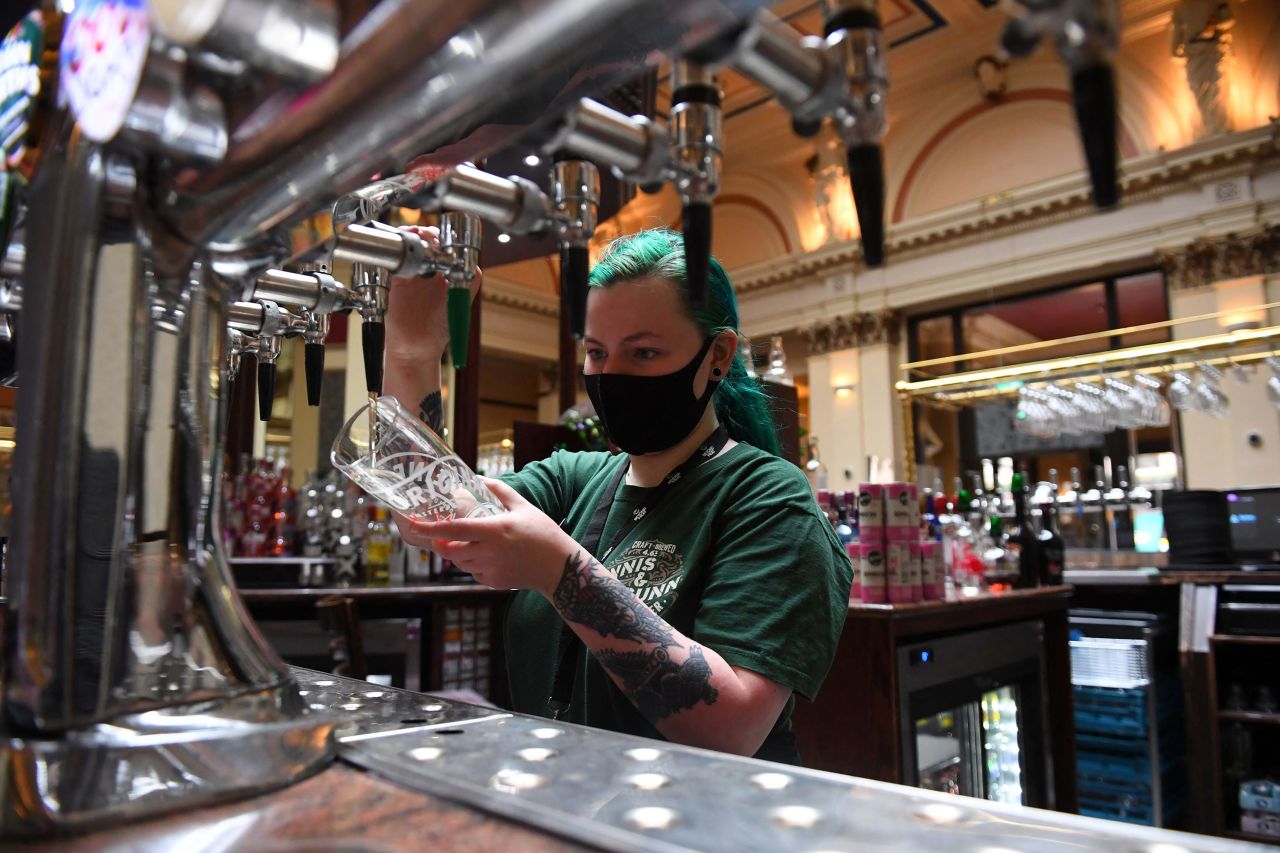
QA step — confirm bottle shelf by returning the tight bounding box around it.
[1219,710,1280,725]
[1226,828,1280,844]
[1210,634,1280,646]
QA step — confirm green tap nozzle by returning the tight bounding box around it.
[448,285,471,369]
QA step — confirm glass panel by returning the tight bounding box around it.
[961,283,1109,370]
[915,710,963,795]
[981,685,1024,805]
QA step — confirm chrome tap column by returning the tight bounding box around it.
[0,0,773,836]
[0,134,334,836]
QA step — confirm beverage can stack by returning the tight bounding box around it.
[856,485,886,602]
[851,481,946,604]
[885,483,917,603]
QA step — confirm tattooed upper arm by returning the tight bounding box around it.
[419,390,443,433]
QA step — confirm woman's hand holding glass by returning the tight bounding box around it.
[399,478,577,594]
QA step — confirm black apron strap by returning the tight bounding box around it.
[548,426,729,720]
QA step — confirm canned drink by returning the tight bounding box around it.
[858,542,886,603]
[885,483,918,542]
[887,541,913,603]
[858,484,885,547]
[846,541,860,601]
[920,541,945,600]
[907,541,923,602]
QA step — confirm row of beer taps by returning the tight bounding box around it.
[0,0,1122,419]
[219,0,899,419]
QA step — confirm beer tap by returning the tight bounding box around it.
[711,6,888,266]
[331,206,485,369]
[239,262,352,404]
[438,212,484,368]
[824,0,888,267]
[999,0,1120,208]
[547,76,722,302]
[302,311,330,406]
[550,159,600,338]
[670,61,721,308]
[226,299,307,420]
[352,262,389,393]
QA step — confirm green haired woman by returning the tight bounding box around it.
[385,227,850,764]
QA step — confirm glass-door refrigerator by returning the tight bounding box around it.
[897,620,1054,808]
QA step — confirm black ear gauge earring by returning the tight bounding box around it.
[712,367,723,377]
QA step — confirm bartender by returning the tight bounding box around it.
[384,227,850,764]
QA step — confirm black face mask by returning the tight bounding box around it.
[584,336,720,455]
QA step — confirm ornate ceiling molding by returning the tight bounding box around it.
[480,279,559,317]
[804,309,902,356]
[732,122,1280,296]
[1159,225,1280,290]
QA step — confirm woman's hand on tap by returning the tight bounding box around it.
[384,224,484,364]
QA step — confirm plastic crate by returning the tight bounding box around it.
[1074,685,1148,736]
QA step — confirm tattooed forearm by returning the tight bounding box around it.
[594,645,719,721]
[552,551,678,647]
[419,390,443,433]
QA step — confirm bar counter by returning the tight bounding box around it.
[23,668,1259,852]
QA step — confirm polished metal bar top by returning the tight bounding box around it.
[303,670,1258,853]
[292,668,509,741]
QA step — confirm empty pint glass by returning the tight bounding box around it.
[331,396,504,521]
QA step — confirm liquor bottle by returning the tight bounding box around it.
[1082,465,1109,549]
[922,487,941,541]
[1038,469,1066,585]
[242,513,269,558]
[841,491,860,541]
[805,436,829,494]
[364,507,394,587]
[1004,472,1042,589]
[1108,463,1135,550]
[834,502,856,547]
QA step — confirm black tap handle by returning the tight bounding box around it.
[257,360,276,422]
[682,202,712,310]
[305,342,325,406]
[561,245,590,339]
[1070,64,1119,210]
[999,18,1041,59]
[847,144,886,267]
[792,117,823,138]
[362,320,385,395]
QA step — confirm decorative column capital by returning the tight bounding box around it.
[804,309,902,356]
[1159,225,1279,290]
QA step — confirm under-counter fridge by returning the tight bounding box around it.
[897,620,1054,808]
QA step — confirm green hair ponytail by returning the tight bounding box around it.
[587,228,781,456]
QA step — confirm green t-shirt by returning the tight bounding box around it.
[501,442,852,762]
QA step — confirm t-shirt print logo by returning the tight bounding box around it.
[609,539,685,613]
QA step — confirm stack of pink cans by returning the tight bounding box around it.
[852,482,946,604]
[855,485,886,602]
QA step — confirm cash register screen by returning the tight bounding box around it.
[1227,487,1280,563]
